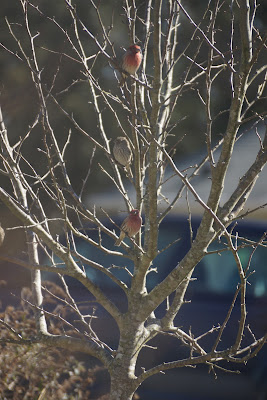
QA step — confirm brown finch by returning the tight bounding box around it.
[115,209,142,246]
[120,44,142,86]
[113,136,133,177]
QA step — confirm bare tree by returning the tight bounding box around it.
[0,1,267,399]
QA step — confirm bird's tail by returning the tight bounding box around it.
[125,164,133,179]
[119,72,127,87]
[115,231,125,247]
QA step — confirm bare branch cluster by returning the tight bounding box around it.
[0,0,266,399]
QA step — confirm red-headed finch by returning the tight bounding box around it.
[113,136,133,177]
[115,209,142,246]
[120,44,142,85]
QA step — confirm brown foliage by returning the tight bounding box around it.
[0,282,109,400]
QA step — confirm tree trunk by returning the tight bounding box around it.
[109,318,145,400]
[110,373,136,400]
[109,352,138,400]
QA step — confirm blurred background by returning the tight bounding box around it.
[0,1,267,399]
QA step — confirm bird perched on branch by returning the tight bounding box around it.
[120,44,142,86]
[113,136,133,177]
[0,223,5,247]
[115,209,142,247]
